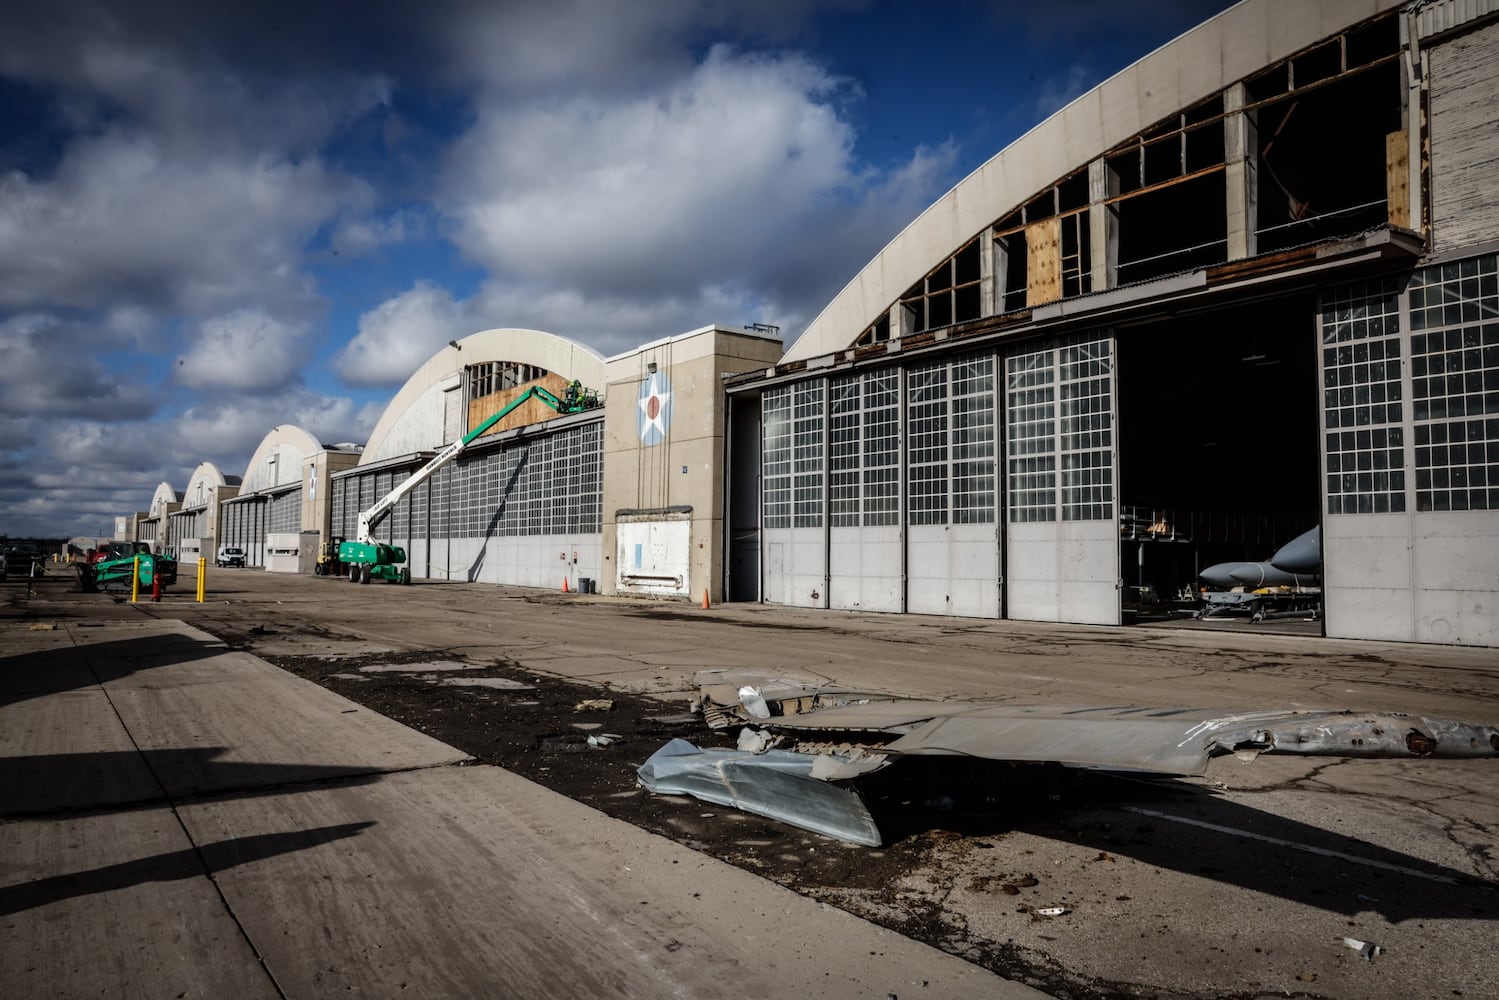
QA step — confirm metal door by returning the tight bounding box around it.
[1004,335,1119,624]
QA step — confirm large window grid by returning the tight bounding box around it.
[331,423,604,545]
[828,369,901,527]
[268,490,300,534]
[952,355,997,524]
[762,387,793,529]
[863,372,900,526]
[829,376,861,527]
[1059,340,1113,521]
[1007,350,1057,522]
[793,382,826,528]
[907,363,950,524]
[1321,280,1406,514]
[1409,254,1499,512]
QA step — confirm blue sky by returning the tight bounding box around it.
[0,0,1234,539]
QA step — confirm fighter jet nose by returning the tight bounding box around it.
[1198,562,1250,587]
[1228,561,1275,587]
[1270,526,1321,574]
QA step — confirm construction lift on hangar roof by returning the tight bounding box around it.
[338,380,601,584]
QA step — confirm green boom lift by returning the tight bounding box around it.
[339,382,600,584]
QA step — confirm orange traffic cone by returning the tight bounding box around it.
[562,577,570,593]
[701,588,710,609]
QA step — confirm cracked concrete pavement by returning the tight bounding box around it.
[4,566,1498,999]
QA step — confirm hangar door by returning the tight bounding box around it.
[905,353,1000,617]
[761,382,828,608]
[1004,334,1119,624]
[827,368,903,612]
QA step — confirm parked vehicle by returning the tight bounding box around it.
[216,546,247,568]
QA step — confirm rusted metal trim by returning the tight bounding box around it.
[1103,162,1226,207]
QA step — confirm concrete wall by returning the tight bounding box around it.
[303,450,361,541]
[601,326,782,601]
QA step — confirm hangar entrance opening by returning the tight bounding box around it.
[1115,294,1321,629]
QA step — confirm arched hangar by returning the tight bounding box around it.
[725,0,1499,646]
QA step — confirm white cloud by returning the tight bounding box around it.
[330,209,425,257]
[0,131,352,315]
[335,282,469,387]
[434,44,951,353]
[443,46,855,298]
[0,312,159,419]
[175,391,382,460]
[175,309,311,391]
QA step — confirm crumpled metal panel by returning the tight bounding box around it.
[696,677,1499,778]
[876,707,1499,776]
[636,739,882,846]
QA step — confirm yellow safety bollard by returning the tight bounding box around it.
[131,556,140,603]
[197,558,206,603]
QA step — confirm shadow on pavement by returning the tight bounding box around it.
[0,747,387,817]
[860,761,1499,923]
[0,631,228,709]
[0,822,375,916]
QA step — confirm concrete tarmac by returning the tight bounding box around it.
[0,615,1040,999]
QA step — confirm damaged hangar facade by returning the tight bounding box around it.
[120,0,1499,648]
[720,0,1499,647]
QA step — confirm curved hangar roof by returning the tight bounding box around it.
[361,328,607,465]
[239,425,322,494]
[181,461,239,510]
[782,0,1404,364]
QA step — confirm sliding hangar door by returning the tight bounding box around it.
[758,332,1118,625]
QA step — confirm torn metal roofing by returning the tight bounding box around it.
[640,672,1499,845]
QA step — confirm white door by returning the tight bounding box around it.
[1005,335,1119,624]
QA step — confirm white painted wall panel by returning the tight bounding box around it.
[617,520,691,597]
[1412,513,1499,645]
[1323,514,1417,641]
[1007,522,1119,624]
[763,527,827,608]
[829,527,902,612]
[908,524,1000,618]
[1007,524,1060,621]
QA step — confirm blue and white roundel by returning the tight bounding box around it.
[637,371,673,446]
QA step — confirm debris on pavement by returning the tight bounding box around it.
[1343,937,1383,960]
[636,738,882,846]
[630,670,1499,844]
[574,698,614,712]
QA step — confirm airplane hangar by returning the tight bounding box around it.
[720,0,1499,646]
[119,0,1498,647]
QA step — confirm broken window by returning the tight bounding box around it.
[898,238,985,335]
[1113,168,1228,284]
[853,312,891,348]
[467,361,550,401]
[1247,17,1401,252]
